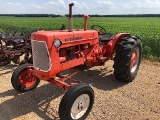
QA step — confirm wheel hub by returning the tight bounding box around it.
[78,102,83,110]
[71,94,90,119]
[19,71,36,88]
[130,47,140,73]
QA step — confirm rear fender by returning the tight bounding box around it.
[112,33,130,51]
[105,33,130,58]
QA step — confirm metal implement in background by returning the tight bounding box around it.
[0,32,32,67]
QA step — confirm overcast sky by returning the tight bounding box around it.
[0,0,160,15]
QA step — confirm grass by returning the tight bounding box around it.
[0,17,160,61]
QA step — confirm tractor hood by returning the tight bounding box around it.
[31,30,98,49]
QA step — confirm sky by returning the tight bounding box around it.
[0,0,160,15]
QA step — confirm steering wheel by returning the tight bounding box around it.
[91,25,106,34]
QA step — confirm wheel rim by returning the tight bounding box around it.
[19,70,36,88]
[130,47,140,73]
[71,94,90,119]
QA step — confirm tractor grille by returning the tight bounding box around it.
[31,40,51,72]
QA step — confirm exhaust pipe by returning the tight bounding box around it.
[84,15,89,31]
[68,3,74,32]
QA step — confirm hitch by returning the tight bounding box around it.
[48,69,80,90]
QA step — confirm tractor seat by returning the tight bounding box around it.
[98,33,114,42]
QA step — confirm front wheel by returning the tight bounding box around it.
[113,36,142,82]
[11,63,40,92]
[59,83,94,120]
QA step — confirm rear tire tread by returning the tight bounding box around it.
[113,36,142,82]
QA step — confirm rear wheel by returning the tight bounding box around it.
[11,63,40,92]
[59,83,94,120]
[113,36,142,82]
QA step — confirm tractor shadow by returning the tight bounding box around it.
[74,66,127,91]
[0,64,17,75]
[0,62,126,120]
[0,84,64,120]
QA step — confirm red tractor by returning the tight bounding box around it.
[11,3,142,120]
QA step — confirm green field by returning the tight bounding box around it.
[0,17,160,61]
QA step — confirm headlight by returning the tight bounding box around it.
[54,39,62,48]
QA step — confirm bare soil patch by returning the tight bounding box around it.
[0,61,159,120]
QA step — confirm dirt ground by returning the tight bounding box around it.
[0,60,159,120]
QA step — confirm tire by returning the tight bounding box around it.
[113,36,142,82]
[59,83,94,120]
[11,63,40,92]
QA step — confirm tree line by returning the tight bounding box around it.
[0,14,61,17]
[0,14,160,17]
